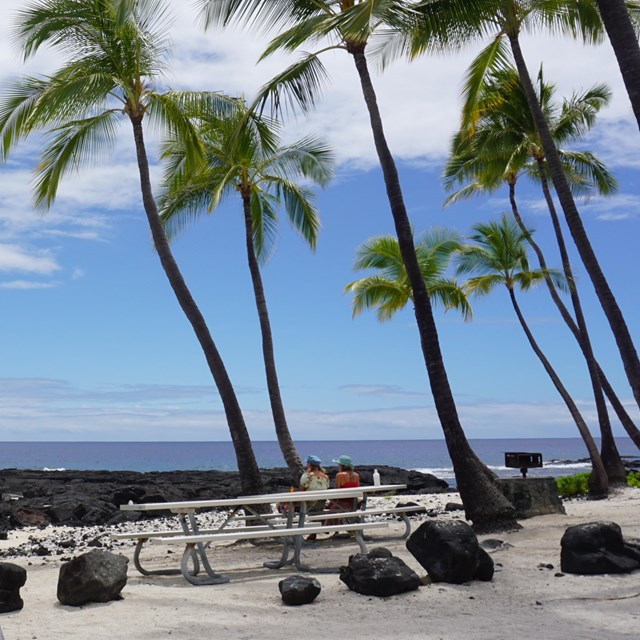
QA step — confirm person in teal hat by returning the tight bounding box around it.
[323,455,361,537]
[299,455,330,541]
[332,454,360,505]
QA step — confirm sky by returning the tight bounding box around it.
[0,1,639,443]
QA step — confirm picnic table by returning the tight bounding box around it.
[115,484,408,585]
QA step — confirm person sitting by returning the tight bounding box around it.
[332,454,360,510]
[325,455,360,535]
[299,455,329,540]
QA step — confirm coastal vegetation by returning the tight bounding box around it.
[1,0,640,529]
[556,470,640,497]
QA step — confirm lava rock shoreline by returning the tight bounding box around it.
[0,465,449,529]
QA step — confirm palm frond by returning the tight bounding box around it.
[556,150,618,196]
[196,0,322,36]
[274,180,320,249]
[345,275,409,321]
[33,110,120,209]
[460,36,512,133]
[250,190,279,262]
[522,0,605,45]
[252,53,330,118]
[427,277,473,321]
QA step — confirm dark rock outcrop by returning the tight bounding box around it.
[0,466,448,529]
[0,562,27,613]
[57,550,128,606]
[560,521,640,575]
[406,520,494,584]
[339,547,422,597]
[278,575,321,605]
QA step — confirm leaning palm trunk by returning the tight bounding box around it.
[533,163,627,483]
[241,196,304,482]
[596,0,640,132]
[507,288,608,496]
[508,33,640,413]
[130,118,264,496]
[348,44,516,531]
[508,183,640,452]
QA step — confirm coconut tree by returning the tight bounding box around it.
[595,0,640,132]
[345,227,472,322]
[444,67,635,474]
[0,0,264,495]
[158,102,334,482]
[457,215,609,496]
[397,0,640,414]
[196,0,518,531]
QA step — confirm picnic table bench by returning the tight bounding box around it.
[114,484,414,585]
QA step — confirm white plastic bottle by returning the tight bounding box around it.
[373,468,381,486]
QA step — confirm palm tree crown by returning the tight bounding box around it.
[159,103,333,260]
[1,0,232,200]
[444,66,617,202]
[346,228,471,322]
[457,215,565,295]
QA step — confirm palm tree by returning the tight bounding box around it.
[197,0,518,531]
[444,67,634,476]
[401,0,640,414]
[0,0,264,495]
[345,227,472,322]
[345,229,499,498]
[158,102,334,482]
[595,0,640,132]
[457,215,609,496]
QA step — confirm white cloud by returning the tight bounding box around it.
[0,243,60,274]
[581,193,640,221]
[0,279,57,289]
[0,2,635,284]
[340,384,425,397]
[0,376,635,441]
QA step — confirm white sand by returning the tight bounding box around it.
[1,489,639,640]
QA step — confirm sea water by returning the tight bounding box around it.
[0,438,636,487]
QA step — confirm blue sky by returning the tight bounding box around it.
[0,1,639,442]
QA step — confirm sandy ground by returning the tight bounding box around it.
[1,489,639,640]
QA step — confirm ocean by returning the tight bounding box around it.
[1,438,636,487]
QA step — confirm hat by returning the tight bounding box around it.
[333,454,353,467]
[306,455,322,465]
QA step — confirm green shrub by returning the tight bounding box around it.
[555,472,591,497]
[627,471,640,488]
[555,470,640,495]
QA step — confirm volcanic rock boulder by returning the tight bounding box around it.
[406,520,494,584]
[57,550,128,606]
[0,562,27,613]
[339,547,422,597]
[560,521,640,575]
[278,575,321,605]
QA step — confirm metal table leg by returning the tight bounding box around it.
[132,537,200,577]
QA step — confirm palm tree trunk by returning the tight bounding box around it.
[241,194,304,483]
[533,162,627,484]
[508,32,640,412]
[595,0,640,132]
[348,43,517,532]
[508,182,640,451]
[507,288,608,496]
[129,116,264,496]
